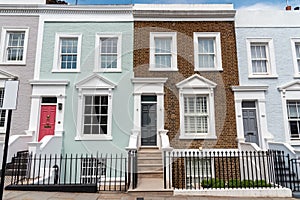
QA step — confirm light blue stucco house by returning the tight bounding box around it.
[27,5,134,156]
[234,10,300,154]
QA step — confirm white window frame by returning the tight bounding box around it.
[52,33,82,72]
[0,27,29,65]
[76,89,113,141]
[246,38,277,78]
[291,38,300,78]
[94,33,122,73]
[194,32,222,71]
[80,157,106,183]
[149,32,177,71]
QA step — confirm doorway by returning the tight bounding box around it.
[242,101,259,146]
[141,95,157,146]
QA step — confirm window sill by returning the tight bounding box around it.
[179,135,217,140]
[289,140,300,146]
[75,135,113,141]
[0,62,26,66]
[194,68,223,72]
[94,69,122,73]
[248,75,278,79]
[52,69,80,73]
[149,68,178,72]
[294,74,300,79]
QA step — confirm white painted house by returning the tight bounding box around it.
[234,9,300,155]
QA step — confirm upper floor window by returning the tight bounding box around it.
[60,38,78,70]
[95,33,122,72]
[194,32,222,71]
[0,28,29,65]
[53,33,82,72]
[291,38,300,77]
[150,32,177,71]
[246,38,277,78]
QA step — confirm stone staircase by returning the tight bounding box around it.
[128,147,173,195]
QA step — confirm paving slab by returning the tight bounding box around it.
[3,190,298,200]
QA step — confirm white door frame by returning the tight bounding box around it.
[132,77,167,148]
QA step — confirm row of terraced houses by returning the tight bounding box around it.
[0,0,300,197]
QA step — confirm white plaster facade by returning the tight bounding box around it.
[235,10,300,151]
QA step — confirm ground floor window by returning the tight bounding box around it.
[0,88,6,128]
[185,157,211,189]
[81,157,106,183]
[287,101,300,139]
[184,95,209,135]
[83,95,108,135]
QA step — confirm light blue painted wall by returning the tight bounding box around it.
[40,22,134,155]
[236,27,300,143]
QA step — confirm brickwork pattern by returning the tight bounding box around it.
[134,21,239,149]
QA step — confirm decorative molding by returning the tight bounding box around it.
[0,69,18,80]
[0,5,132,15]
[176,74,217,89]
[29,80,69,86]
[231,85,268,92]
[278,80,300,91]
[75,73,116,89]
[133,10,235,21]
[131,77,168,84]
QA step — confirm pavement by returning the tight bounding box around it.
[2,190,298,200]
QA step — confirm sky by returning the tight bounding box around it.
[65,0,299,10]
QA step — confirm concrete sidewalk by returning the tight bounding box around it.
[3,190,298,200]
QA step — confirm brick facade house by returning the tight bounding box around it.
[132,4,239,150]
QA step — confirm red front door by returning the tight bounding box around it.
[38,105,56,142]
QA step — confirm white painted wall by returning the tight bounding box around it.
[235,10,300,149]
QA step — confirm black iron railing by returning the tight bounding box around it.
[7,153,128,192]
[163,150,291,190]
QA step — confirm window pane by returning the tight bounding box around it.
[60,38,78,69]
[83,95,108,135]
[155,55,171,68]
[198,38,214,54]
[288,102,298,118]
[101,38,118,53]
[198,38,215,68]
[287,101,300,139]
[155,38,171,53]
[199,55,214,68]
[184,95,209,134]
[251,43,268,73]
[100,37,118,69]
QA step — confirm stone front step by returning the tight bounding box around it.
[138,163,163,172]
[138,157,163,164]
[138,171,163,178]
[128,178,173,195]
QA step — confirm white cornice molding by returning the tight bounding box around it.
[133,4,235,21]
[0,5,132,15]
[29,80,69,86]
[133,10,236,21]
[131,77,168,84]
[231,85,269,92]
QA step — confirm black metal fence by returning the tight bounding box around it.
[6,153,128,192]
[5,149,300,192]
[163,150,294,190]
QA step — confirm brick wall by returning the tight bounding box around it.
[134,21,239,149]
